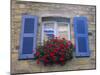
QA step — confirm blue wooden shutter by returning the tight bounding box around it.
[73,16,90,57]
[19,15,38,59]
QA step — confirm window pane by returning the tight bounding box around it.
[57,23,69,40]
[44,23,54,29]
[47,34,54,39]
[44,30,54,40]
[43,22,55,41]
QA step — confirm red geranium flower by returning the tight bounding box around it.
[67,41,72,46]
[50,52,55,57]
[52,56,56,61]
[37,59,40,64]
[44,59,49,63]
[36,52,40,56]
[66,43,69,48]
[55,61,59,64]
[61,61,65,65]
[34,36,74,65]
[60,57,64,61]
[54,49,58,53]
[60,44,64,48]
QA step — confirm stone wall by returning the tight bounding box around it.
[11,0,96,52]
[11,0,96,74]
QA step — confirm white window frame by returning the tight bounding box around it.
[41,21,70,44]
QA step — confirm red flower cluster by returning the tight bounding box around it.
[34,37,74,66]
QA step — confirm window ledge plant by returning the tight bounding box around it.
[34,37,74,66]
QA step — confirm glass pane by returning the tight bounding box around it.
[44,30,54,41]
[46,34,54,39]
[57,22,69,40]
[43,22,55,41]
[44,23,54,29]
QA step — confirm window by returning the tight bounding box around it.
[41,17,70,44]
[19,15,90,59]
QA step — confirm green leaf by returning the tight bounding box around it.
[33,57,38,60]
[40,50,44,56]
[63,41,66,45]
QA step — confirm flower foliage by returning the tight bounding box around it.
[34,37,74,66]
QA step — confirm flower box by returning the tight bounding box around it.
[34,37,74,66]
